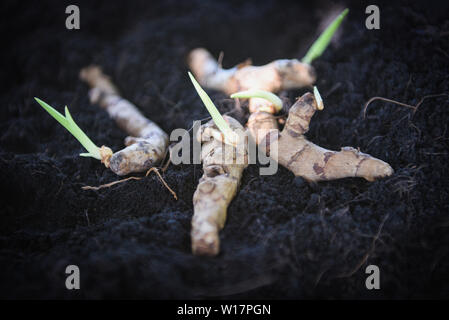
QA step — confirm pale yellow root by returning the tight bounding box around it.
[188,48,316,113]
[188,47,317,144]
[80,66,168,175]
[260,92,394,182]
[192,115,248,256]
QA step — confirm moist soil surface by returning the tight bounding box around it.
[1,0,448,299]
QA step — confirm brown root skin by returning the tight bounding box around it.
[260,92,394,182]
[80,65,168,176]
[192,116,248,256]
[247,111,278,144]
[188,48,316,95]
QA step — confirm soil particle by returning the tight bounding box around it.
[0,0,448,298]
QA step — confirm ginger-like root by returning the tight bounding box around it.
[80,66,168,176]
[192,115,248,256]
[260,92,394,182]
[188,48,316,112]
[188,47,315,142]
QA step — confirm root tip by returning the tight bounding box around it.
[192,225,220,256]
[192,237,220,256]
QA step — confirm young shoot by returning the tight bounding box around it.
[302,8,349,65]
[188,72,238,145]
[313,86,324,110]
[230,89,283,112]
[34,97,103,160]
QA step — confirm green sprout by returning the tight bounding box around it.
[230,89,283,112]
[188,72,238,145]
[302,8,349,65]
[34,97,101,159]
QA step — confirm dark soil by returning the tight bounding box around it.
[0,0,448,299]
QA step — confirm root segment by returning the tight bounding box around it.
[188,47,317,145]
[82,167,177,200]
[363,93,449,117]
[188,48,316,95]
[192,116,248,256]
[261,93,393,182]
[80,66,168,175]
